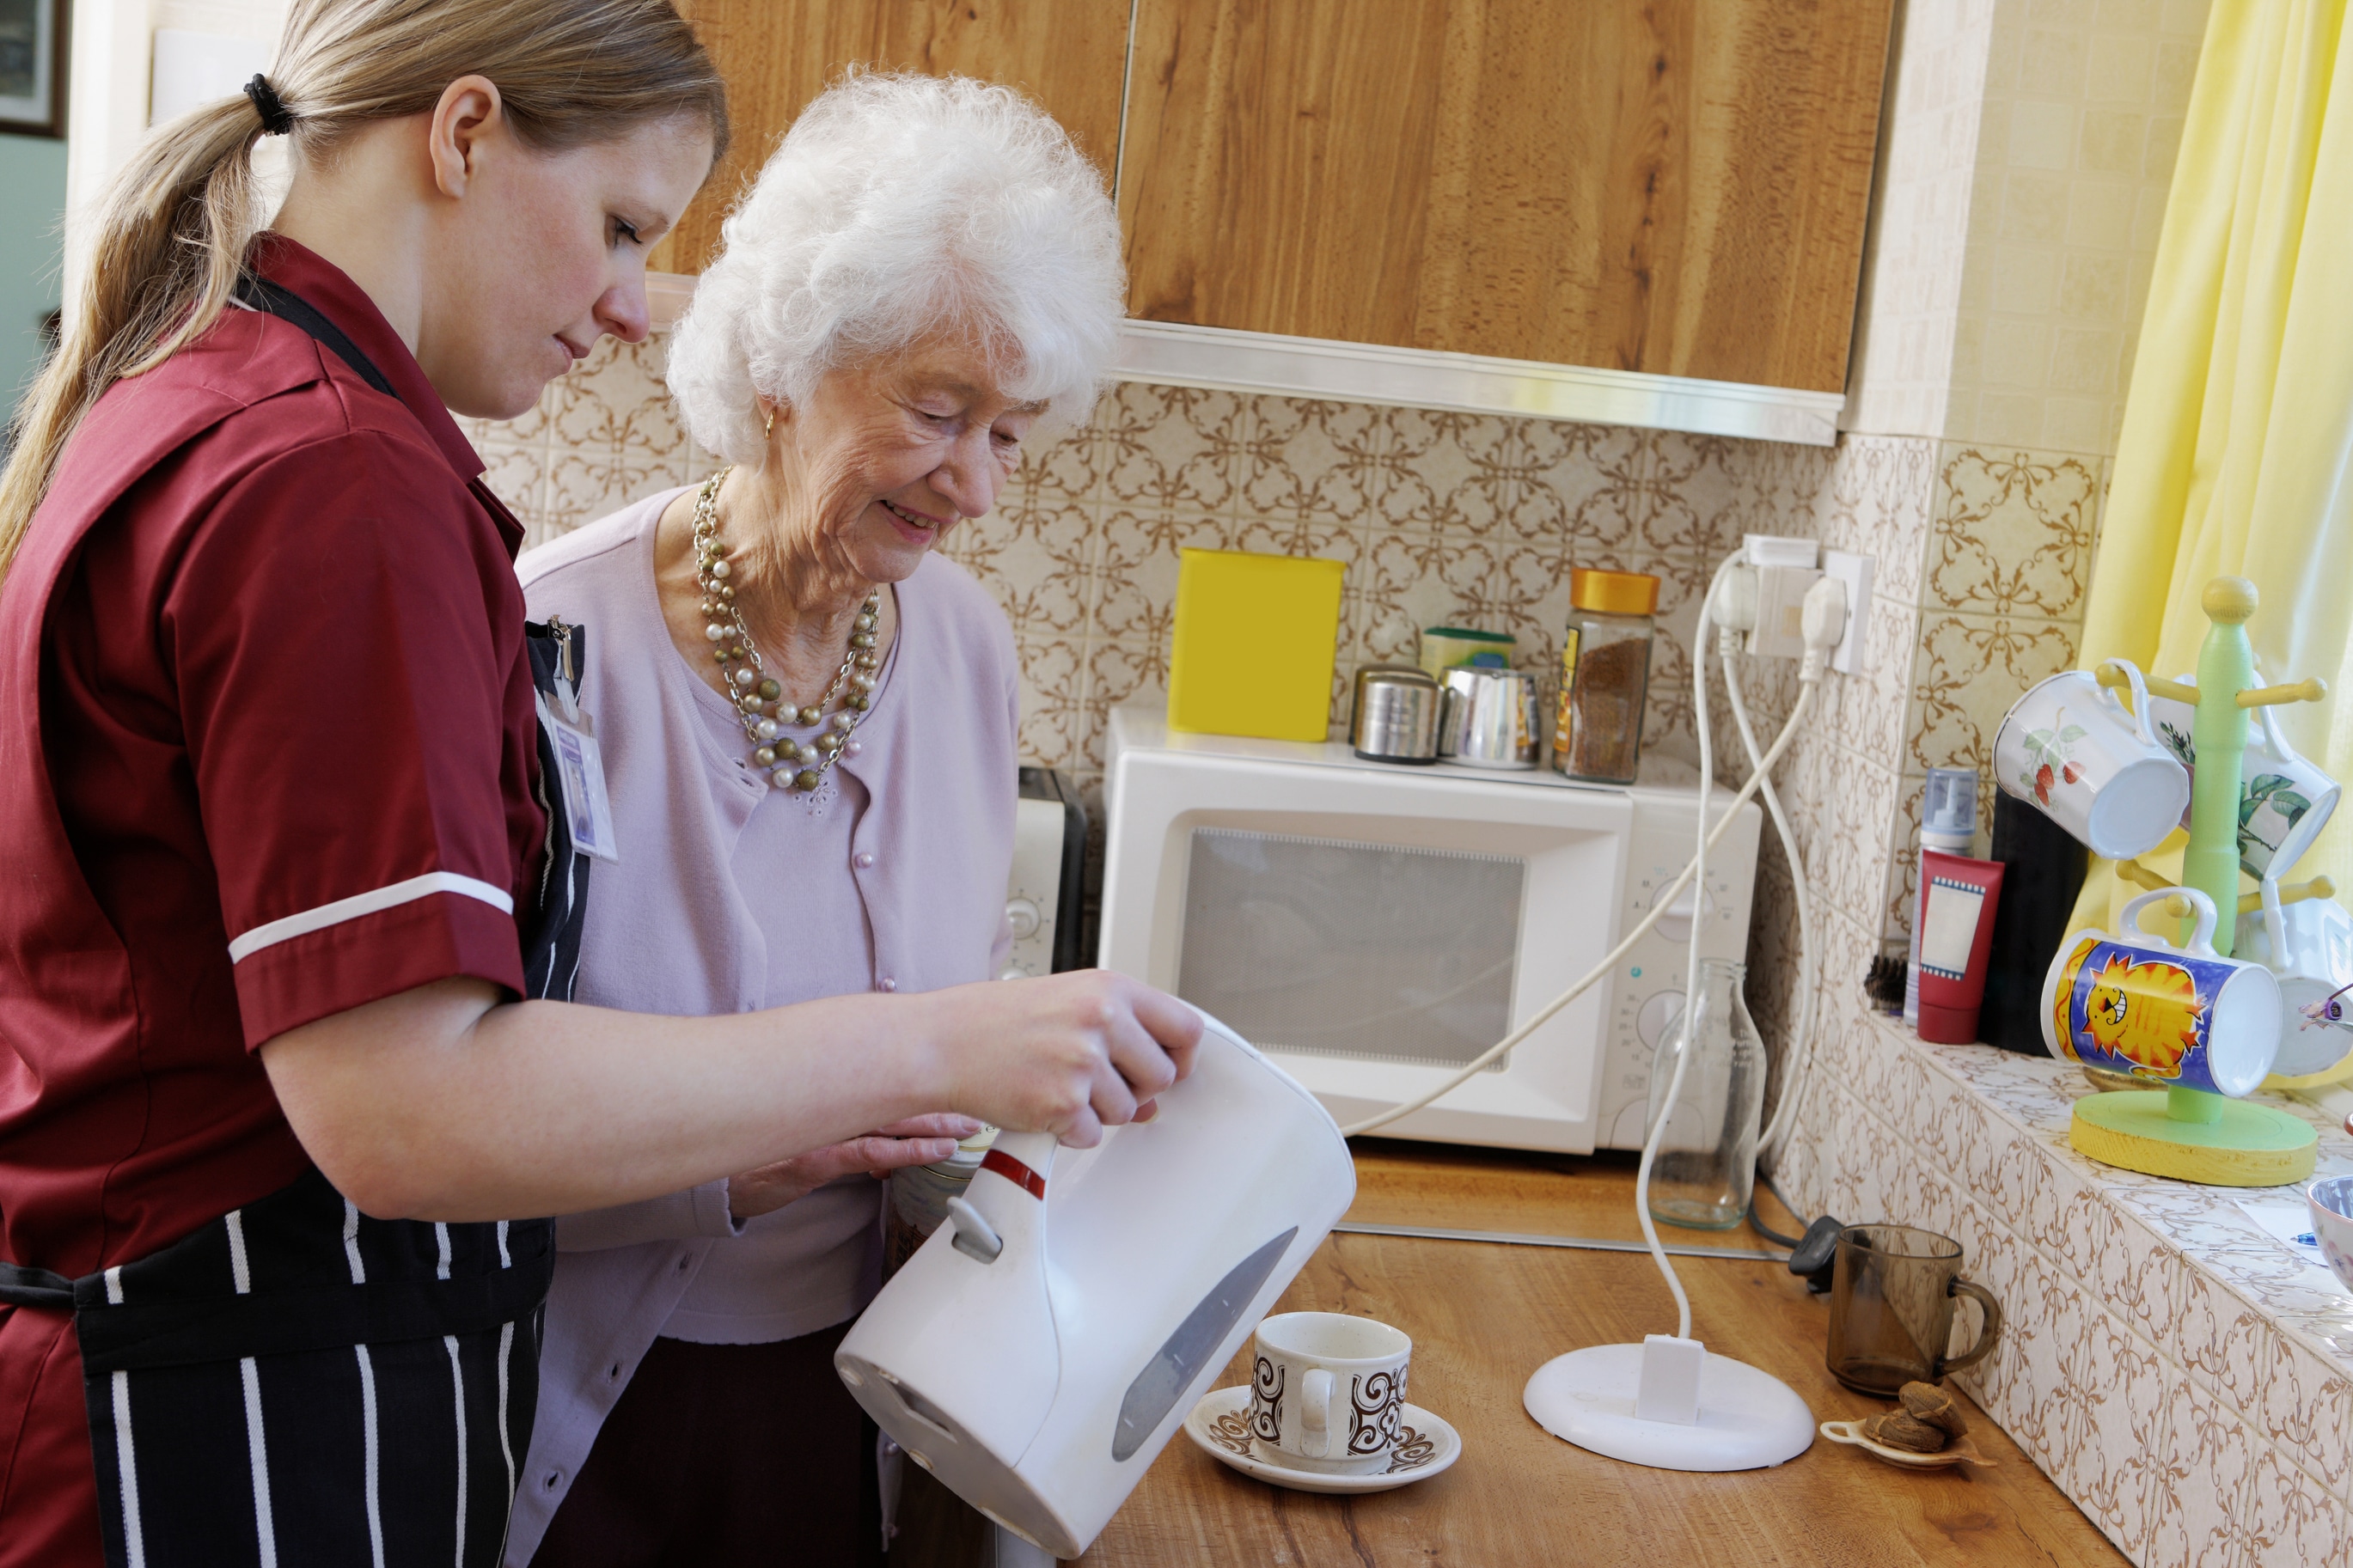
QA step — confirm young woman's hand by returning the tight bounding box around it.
[724,1112,981,1222]
[919,970,1204,1147]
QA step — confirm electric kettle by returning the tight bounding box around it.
[835,1010,1356,1559]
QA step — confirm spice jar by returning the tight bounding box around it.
[1553,567,1659,784]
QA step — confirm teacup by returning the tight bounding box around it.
[1247,1312,1411,1474]
[2041,888,2283,1095]
[1994,662,2189,861]
[2145,674,2340,879]
[2235,887,2353,1082]
[2304,1176,2353,1297]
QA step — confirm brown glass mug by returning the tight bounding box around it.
[1825,1224,2002,1395]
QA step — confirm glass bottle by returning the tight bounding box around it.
[1642,957,1764,1229]
[1553,568,1659,784]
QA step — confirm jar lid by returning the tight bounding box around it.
[925,1125,999,1174]
[1421,625,1514,644]
[1570,568,1659,616]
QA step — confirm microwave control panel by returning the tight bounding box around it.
[1593,808,1762,1151]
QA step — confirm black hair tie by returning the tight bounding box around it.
[244,74,294,136]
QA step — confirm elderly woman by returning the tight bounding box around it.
[503,76,1127,1565]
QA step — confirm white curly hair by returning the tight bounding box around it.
[666,71,1127,467]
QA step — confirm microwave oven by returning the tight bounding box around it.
[1097,706,1761,1154]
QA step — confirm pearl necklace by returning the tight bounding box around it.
[691,468,881,792]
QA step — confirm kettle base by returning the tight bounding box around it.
[1523,1343,1814,1472]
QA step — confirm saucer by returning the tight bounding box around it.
[1182,1385,1462,1494]
[1818,1419,1995,1470]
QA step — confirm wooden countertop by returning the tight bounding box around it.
[1076,1140,2126,1567]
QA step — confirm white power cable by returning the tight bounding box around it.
[1720,641,1818,1155]
[1337,548,1843,1350]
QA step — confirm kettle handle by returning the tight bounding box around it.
[988,1129,1061,1187]
[945,1129,1058,1266]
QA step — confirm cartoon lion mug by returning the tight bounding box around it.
[2040,888,2283,1096]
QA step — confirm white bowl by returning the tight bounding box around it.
[2305,1175,2353,1294]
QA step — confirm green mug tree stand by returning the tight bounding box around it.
[2084,577,2324,1187]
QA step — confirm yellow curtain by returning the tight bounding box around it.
[2074,0,2353,927]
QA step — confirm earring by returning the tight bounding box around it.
[764,406,776,439]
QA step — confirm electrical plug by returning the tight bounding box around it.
[1798,575,1849,682]
[1709,563,1759,637]
[1787,1213,1845,1294]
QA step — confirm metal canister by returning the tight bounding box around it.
[1349,665,1442,763]
[883,1126,999,1279]
[1439,666,1542,767]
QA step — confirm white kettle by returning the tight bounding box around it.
[834,1010,1356,1559]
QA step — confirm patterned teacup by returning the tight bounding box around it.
[2145,673,2340,880]
[1994,662,2189,861]
[2040,888,2282,1096]
[1246,1312,1410,1474]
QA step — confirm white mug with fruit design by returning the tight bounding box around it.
[1993,661,2189,861]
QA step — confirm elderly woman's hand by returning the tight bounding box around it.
[726,1112,982,1222]
[916,970,1205,1149]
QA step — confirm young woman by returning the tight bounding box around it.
[0,7,1196,1566]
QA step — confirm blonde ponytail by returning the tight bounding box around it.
[0,0,727,580]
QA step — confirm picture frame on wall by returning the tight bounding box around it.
[0,0,65,139]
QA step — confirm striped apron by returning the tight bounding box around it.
[0,279,596,1568]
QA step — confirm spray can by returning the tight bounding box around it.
[1904,767,1979,1028]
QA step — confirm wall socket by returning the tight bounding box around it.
[1819,550,1875,674]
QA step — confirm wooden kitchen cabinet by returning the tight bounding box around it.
[1117,0,1895,392]
[654,0,1133,276]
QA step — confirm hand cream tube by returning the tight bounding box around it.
[1915,850,2008,1044]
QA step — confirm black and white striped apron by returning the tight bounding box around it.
[0,278,596,1568]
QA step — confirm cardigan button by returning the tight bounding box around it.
[878,977,897,993]
[854,851,875,869]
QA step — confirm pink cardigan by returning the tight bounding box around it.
[501,489,1018,1564]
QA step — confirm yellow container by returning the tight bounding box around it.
[1167,548,1347,741]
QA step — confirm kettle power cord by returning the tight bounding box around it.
[1340,549,1847,1345]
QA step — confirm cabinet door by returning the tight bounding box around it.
[1119,0,1893,393]
[657,0,1133,276]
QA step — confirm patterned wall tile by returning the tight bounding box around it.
[2243,1445,2351,1567]
[1927,445,2102,619]
[936,496,1097,643]
[1814,434,1939,607]
[1236,398,1386,525]
[2256,1330,2353,1498]
[2144,1382,2262,1568]
[1819,593,1921,774]
[1907,609,2081,777]
[1096,384,1246,512]
[2057,1300,2174,1558]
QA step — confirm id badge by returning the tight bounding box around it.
[540,701,620,863]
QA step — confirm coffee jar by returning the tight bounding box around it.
[1553,568,1659,785]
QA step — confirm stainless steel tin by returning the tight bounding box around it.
[1439,667,1542,768]
[1349,665,1442,763]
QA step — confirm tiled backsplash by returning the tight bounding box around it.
[480,338,1848,801]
